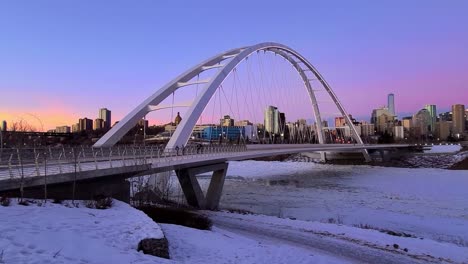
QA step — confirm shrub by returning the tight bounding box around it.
[0,197,10,207]
[86,196,113,209]
[18,200,29,206]
[95,197,113,209]
[52,198,62,204]
[138,205,212,230]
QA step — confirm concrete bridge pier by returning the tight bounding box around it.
[175,162,228,210]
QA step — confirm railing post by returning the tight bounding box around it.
[93,151,98,170]
[122,146,127,166]
[109,148,113,168]
[58,152,63,174]
[34,149,40,177]
[8,153,14,179]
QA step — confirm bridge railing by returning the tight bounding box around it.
[0,144,248,181]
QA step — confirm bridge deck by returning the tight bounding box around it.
[0,144,410,192]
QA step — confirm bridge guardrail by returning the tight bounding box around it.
[0,144,248,181]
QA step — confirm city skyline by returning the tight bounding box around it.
[1,1,468,130]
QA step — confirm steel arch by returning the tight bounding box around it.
[93,42,369,160]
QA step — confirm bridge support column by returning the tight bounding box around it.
[175,162,228,210]
[320,152,327,162]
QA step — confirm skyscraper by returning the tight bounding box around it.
[387,93,395,116]
[264,106,280,134]
[94,118,105,130]
[99,108,112,129]
[78,118,93,131]
[424,104,437,132]
[452,104,466,136]
[412,109,431,139]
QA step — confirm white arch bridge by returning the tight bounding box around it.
[94,42,369,160]
[0,43,413,209]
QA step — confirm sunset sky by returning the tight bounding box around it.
[1,0,467,130]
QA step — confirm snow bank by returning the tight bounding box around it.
[0,200,168,264]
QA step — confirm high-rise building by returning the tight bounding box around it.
[371,107,395,133]
[279,112,286,134]
[424,104,437,132]
[1,120,6,131]
[412,109,431,138]
[72,123,79,133]
[452,104,466,136]
[264,106,280,134]
[387,93,395,116]
[436,121,452,141]
[99,108,112,129]
[220,115,234,126]
[94,118,105,130]
[78,118,93,131]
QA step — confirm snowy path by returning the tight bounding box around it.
[209,213,428,264]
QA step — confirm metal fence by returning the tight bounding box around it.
[0,144,248,181]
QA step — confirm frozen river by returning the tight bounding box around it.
[196,158,468,247]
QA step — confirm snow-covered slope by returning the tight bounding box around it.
[0,200,167,264]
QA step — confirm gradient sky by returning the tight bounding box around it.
[1,0,467,130]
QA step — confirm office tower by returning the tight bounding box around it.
[1,120,6,131]
[412,109,431,138]
[78,118,93,131]
[99,108,112,129]
[264,106,280,134]
[371,107,395,133]
[436,121,452,141]
[72,123,79,133]
[279,112,286,133]
[424,104,437,132]
[452,104,466,135]
[94,118,105,130]
[387,93,395,116]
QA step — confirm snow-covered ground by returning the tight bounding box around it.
[0,199,355,264]
[0,200,168,264]
[2,147,467,264]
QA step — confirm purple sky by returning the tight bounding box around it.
[0,0,467,130]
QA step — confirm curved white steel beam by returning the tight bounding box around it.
[93,47,245,147]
